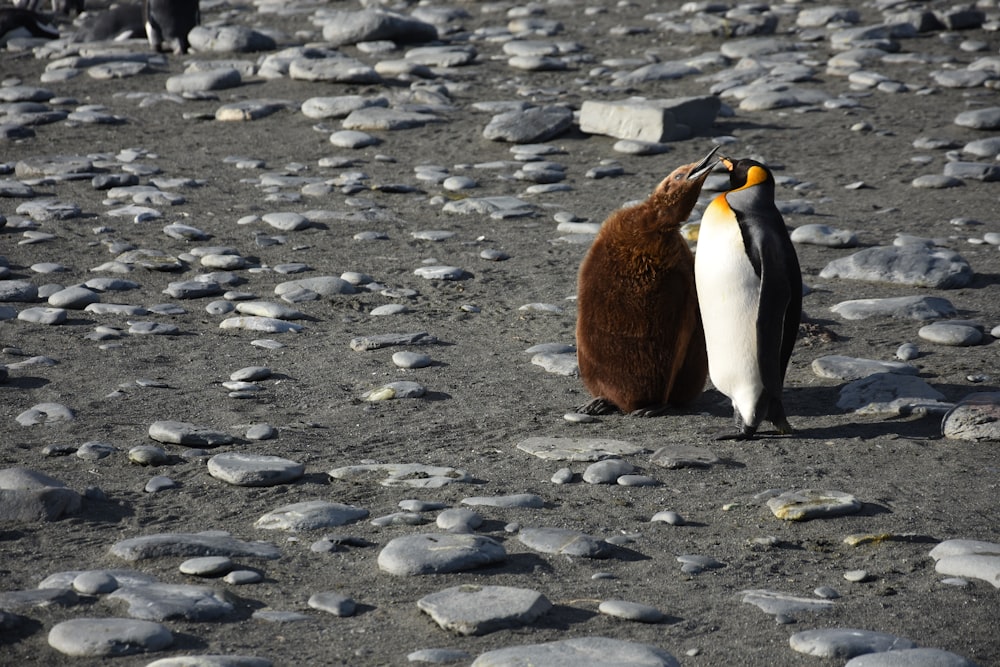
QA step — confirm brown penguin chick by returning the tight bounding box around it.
[575,147,718,416]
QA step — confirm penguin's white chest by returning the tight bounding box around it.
[694,202,763,420]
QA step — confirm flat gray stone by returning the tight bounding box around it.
[148,421,233,447]
[918,322,982,346]
[442,195,535,218]
[516,437,649,462]
[378,533,506,576]
[255,500,369,531]
[18,306,67,325]
[517,527,611,558]
[942,393,1000,442]
[649,445,719,469]
[418,585,552,636]
[955,107,1000,130]
[289,56,380,84]
[767,489,863,521]
[274,275,357,297]
[461,494,544,509]
[943,160,1000,182]
[301,95,388,119]
[47,286,99,309]
[362,381,426,401]
[830,296,956,321]
[207,452,304,487]
[330,130,380,148]
[109,532,281,561]
[216,100,293,122]
[0,467,81,521]
[582,459,635,484]
[471,637,680,667]
[791,223,859,248]
[107,583,233,621]
[16,402,75,425]
[219,316,304,333]
[819,245,973,289]
[483,106,573,144]
[811,355,917,380]
[579,96,719,142]
[166,68,242,94]
[48,618,172,657]
[789,628,917,660]
[349,331,436,351]
[343,107,442,131]
[741,589,835,616]
[146,656,273,667]
[319,8,438,47]
[0,587,79,612]
[531,352,578,376]
[187,25,276,53]
[413,265,469,280]
[844,648,979,667]
[179,557,233,577]
[329,463,471,488]
[598,600,667,623]
[0,279,39,302]
[308,591,356,617]
[38,569,157,590]
[838,373,949,415]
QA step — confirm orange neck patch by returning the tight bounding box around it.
[733,165,768,191]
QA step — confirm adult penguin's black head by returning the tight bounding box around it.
[718,156,776,195]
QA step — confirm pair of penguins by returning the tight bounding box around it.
[576,146,802,440]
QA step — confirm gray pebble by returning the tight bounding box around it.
[308,591,356,617]
[377,533,506,576]
[245,424,278,441]
[652,511,685,526]
[550,467,575,484]
[129,445,167,466]
[207,452,305,487]
[918,322,982,346]
[518,527,610,558]
[789,628,916,659]
[418,584,551,636]
[72,571,119,595]
[48,618,172,657]
[598,600,666,623]
[392,351,432,368]
[224,570,263,585]
[179,557,233,577]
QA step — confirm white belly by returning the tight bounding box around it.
[695,210,763,423]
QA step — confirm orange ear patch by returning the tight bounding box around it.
[735,165,768,190]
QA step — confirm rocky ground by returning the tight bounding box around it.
[1,1,1000,666]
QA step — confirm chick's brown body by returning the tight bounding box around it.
[575,154,713,415]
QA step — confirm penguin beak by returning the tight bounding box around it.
[718,156,735,171]
[686,145,720,181]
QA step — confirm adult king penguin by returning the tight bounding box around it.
[575,147,718,417]
[695,156,802,439]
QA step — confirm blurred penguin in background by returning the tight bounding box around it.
[144,0,199,54]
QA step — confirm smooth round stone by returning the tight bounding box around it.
[461,493,544,509]
[480,248,509,261]
[436,508,482,533]
[254,500,369,531]
[149,421,233,447]
[245,423,278,441]
[207,452,305,487]
[844,569,870,582]
[550,468,574,484]
[308,591,356,617]
[235,301,305,320]
[370,303,408,316]
[145,475,177,493]
[399,499,448,512]
[814,586,841,599]
[768,489,863,521]
[582,458,635,484]
[18,306,67,325]
[811,355,916,381]
[471,637,680,666]
[563,412,596,424]
[598,600,666,623]
[677,554,725,573]
[72,571,119,595]
[16,402,75,425]
[48,286,99,309]
[895,343,919,361]
[146,655,273,667]
[179,556,233,577]
[912,174,963,189]
[261,212,309,232]
[413,265,468,280]
[518,527,610,558]
[206,300,236,315]
[918,322,982,346]
[392,351,432,369]
[330,130,379,148]
[407,648,472,663]
[418,584,552,636]
[618,474,657,487]
[231,366,271,382]
[378,533,506,576]
[76,441,116,460]
[224,570,263,585]
[128,445,168,466]
[443,176,477,191]
[129,322,180,335]
[651,511,685,526]
[789,628,917,660]
[790,224,858,248]
[48,618,173,657]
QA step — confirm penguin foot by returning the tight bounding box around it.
[629,404,671,418]
[712,430,755,441]
[577,397,619,415]
[772,419,796,436]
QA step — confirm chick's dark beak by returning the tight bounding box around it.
[686,145,720,181]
